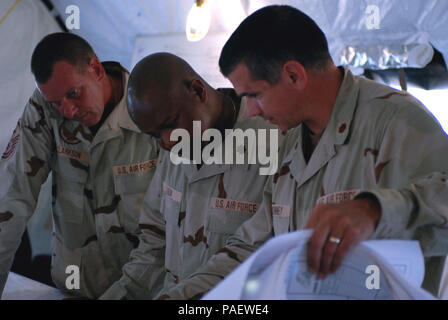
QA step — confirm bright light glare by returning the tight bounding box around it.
[245,279,259,293]
[186,1,211,42]
[216,0,246,32]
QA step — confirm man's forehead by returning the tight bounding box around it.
[134,94,174,127]
[36,61,80,100]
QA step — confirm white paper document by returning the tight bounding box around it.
[203,230,435,300]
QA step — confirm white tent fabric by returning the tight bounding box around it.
[0,0,60,157]
[48,0,448,71]
[1,0,446,148]
[50,0,247,69]
[0,0,60,258]
[248,0,448,69]
[48,0,448,133]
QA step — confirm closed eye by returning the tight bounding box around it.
[240,92,258,99]
[67,88,81,99]
[159,114,180,130]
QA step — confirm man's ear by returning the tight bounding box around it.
[87,57,105,81]
[188,79,207,103]
[282,60,307,90]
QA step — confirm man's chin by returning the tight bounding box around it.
[271,122,291,135]
[79,116,99,127]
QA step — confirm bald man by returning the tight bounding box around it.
[100,53,282,299]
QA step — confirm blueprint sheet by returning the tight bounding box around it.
[203,230,435,300]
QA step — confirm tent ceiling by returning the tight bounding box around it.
[48,0,448,72]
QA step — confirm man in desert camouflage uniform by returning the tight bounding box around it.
[0,33,158,299]
[100,53,281,299]
[157,6,448,299]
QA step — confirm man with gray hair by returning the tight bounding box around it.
[0,33,159,299]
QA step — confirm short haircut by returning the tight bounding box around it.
[31,32,97,84]
[219,5,332,84]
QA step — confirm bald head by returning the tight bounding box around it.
[127,53,203,120]
[127,52,222,150]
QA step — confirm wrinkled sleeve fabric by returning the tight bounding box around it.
[355,100,448,295]
[100,160,166,300]
[354,101,448,255]
[0,92,53,295]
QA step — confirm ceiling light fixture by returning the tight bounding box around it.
[186,0,211,42]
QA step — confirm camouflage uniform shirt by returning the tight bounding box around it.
[161,68,448,298]
[0,62,159,299]
[100,90,282,299]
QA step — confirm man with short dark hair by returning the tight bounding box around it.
[99,52,281,299]
[160,5,448,298]
[0,32,159,299]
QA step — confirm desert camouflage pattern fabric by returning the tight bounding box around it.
[161,68,448,299]
[100,91,283,299]
[0,62,159,299]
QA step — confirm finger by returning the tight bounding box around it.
[307,222,330,275]
[330,227,362,273]
[319,215,352,277]
[317,229,346,278]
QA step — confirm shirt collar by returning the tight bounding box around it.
[282,67,359,165]
[184,93,251,182]
[101,63,141,133]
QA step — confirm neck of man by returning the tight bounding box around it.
[213,90,239,135]
[194,89,239,170]
[89,73,123,135]
[303,65,343,136]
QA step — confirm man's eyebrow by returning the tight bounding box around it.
[156,115,173,130]
[47,88,78,104]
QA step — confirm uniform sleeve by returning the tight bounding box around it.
[358,100,448,255]
[159,179,276,300]
[0,93,54,295]
[99,162,167,300]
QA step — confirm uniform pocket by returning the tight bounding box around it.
[50,233,82,293]
[113,171,153,195]
[163,195,182,226]
[53,165,88,225]
[272,215,290,235]
[113,172,154,232]
[160,182,183,226]
[272,204,291,236]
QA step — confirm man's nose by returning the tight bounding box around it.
[160,130,178,150]
[246,98,263,118]
[60,98,78,119]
